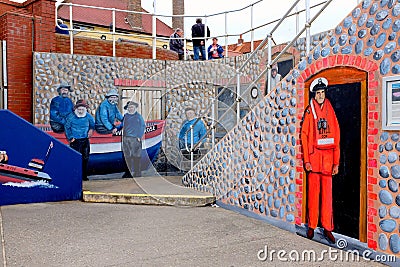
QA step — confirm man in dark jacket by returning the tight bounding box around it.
[118,101,145,177]
[50,83,74,133]
[191,18,210,60]
[169,28,184,60]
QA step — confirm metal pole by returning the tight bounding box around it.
[183,36,187,60]
[152,0,157,59]
[2,40,7,109]
[211,98,215,147]
[204,15,208,60]
[236,72,241,124]
[305,0,311,56]
[190,127,194,169]
[69,4,73,55]
[296,4,299,35]
[225,12,228,58]
[112,9,116,57]
[267,34,272,94]
[251,4,254,52]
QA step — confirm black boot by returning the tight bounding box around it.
[307,227,314,239]
[324,229,335,243]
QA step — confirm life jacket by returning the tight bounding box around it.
[309,98,339,150]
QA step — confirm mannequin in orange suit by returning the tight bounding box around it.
[301,77,340,243]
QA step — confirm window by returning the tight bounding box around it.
[382,76,400,130]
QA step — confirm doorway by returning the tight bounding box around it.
[327,82,361,239]
[303,67,367,242]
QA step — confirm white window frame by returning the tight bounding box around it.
[382,75,400,130]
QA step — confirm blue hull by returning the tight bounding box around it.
[87,141,161,175]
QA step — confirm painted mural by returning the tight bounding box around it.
[0,110,82,205]
[25,0,400,262]
[182,0,400,259]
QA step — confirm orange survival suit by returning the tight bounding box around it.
[301,97,340,231]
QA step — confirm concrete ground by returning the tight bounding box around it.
[0,201,385,267]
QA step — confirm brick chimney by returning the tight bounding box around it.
[172,0,184,31]
[237,34,244,46]
[127,0,142,30]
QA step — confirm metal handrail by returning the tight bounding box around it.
[243,0,334,95]
[55,0,330,57]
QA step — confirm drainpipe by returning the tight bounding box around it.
[2,40,7,109]
[31,17,35,52]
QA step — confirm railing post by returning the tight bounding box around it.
[204,15,208,60]
[112,8,116,57]
[251,4,254,53]
[69,4,73,55]
[184,36,187,60]
[211,97,215,147]
[190,127,194,169]
[236,72,241,125]
[152,0,157,59]
[267,34,272,94]
[225,12,228,58]
[305,0,311,56]
[296,4,299,35]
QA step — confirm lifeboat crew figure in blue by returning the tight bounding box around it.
[178,107,207,159]
[50,83,74,133]
[95,88,123,134]
[64,99,95,181]
[117,101,145,178]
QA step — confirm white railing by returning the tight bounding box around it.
[55,0,351,60]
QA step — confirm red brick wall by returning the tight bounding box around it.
[55,34,178,60]
[0,1,19,15]
[3,9,34,120]
[26,0,56,52]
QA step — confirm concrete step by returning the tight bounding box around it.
[82,175,215,207]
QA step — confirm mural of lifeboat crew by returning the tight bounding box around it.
[44,86,164,175]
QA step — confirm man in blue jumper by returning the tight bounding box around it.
[64,99,95,181]
[178,107,207,159]
[95,88,123,134]
[50,83,74,133]
[118,101,145,177]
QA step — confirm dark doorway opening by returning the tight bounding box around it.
[326,82,361,239]
[277,59,293,78]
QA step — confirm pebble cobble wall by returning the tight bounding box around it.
[183,0,400,256]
